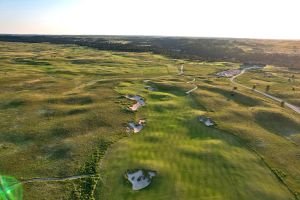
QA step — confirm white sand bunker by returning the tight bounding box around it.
[125,169,157,190]
[125,95,146,111]
[127,119,146,133]
[178,65,184,75]
[198,116,215,127]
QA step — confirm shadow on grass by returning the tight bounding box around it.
[187,93,208,111]
[254,111,300,136]
[148,93,172,101]
[12,58,51,66]
[142,135,161,143]
[51,127,72,138]
[151,103,178,113]
[47,96,93,105]
[0,132,35,145]
[65,108,89,115]
[199,85,262,107]
[71,59,99,64]
[42,143,73,160]
[2,99,26,109]
[152,82,186,96]
[181,116,242,149]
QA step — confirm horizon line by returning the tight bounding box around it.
[0,33,300,41]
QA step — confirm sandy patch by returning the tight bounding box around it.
[125,95,146,111]
[178,65,184,75]
[127,119,146,133]
[198,115,215,126]
[126,169,156,190]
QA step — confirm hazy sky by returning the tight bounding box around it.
[1,0,300,39]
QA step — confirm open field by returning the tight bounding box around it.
[0,41,299,200]
[235,65,300,107]
[1,35,300,69]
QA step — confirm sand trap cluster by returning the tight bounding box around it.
[198,116,215,127]
[127,119,146,133]
[125,95,146,111]
[125,169,157,190]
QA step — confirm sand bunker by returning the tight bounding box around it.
[198,116,215,127]
[127,119,146,133]
[216,69,241,78]
[178,65,184,75]
[126,169,156,190]
[125,95,146,111]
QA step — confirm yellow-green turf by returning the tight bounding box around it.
[0,42,299,200]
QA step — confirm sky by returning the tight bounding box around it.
[0,0,300,39]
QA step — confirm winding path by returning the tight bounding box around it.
[186,85,198,94]
[8,174,93,190]
[20,174,92,184]
[186,77,198,94]
[230,67,300,114]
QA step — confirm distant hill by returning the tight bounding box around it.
[1,35,299,69]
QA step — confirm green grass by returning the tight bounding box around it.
[0,41,299,200]
[236,65,300,107]
[98,80,292,200]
